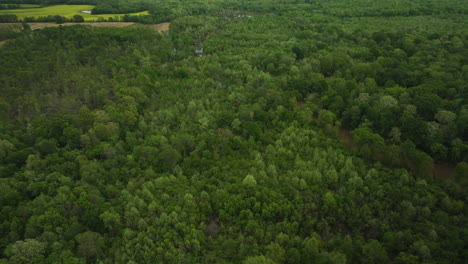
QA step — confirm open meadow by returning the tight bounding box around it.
[0,5,149,21]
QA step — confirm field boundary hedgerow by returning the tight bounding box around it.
[0,21,170,31]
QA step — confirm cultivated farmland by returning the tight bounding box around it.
[0,5,149,21]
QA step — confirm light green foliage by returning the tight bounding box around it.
[265,242,286,263]
[9,239,46,264]
[323,191,337,212]
[243,174,257,188]
[379,95,398,109]
[388,127,401,143]
[0,139,14,162]
[99,211,121,231]
[435,110,456,125]
[302,235,321,261]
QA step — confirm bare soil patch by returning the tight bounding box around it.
[337,128,355,148]
[0,23,23,31]
[206,218,219,238]
[312,112,319,120]
[296,100,305,109]
[137,22,170,32]
[434,163,455,179]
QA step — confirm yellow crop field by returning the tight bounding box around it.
[0,5,149,21]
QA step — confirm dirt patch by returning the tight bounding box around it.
[0,23,23,31]
[206,218,219,238]
[434,163,455,179]
[0,23,16,28]
[337,127,355,148]
[137,22,170,32]
[312,112,319,120]
[296,100,305,109]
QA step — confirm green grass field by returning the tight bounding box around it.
[0,5,149,21]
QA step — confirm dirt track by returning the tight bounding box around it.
[137,22,170,32]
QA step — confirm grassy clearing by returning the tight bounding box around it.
[0,5,149,21]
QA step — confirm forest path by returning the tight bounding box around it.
[137,22,170,32]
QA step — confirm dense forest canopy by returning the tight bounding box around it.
[0,0,467,263]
